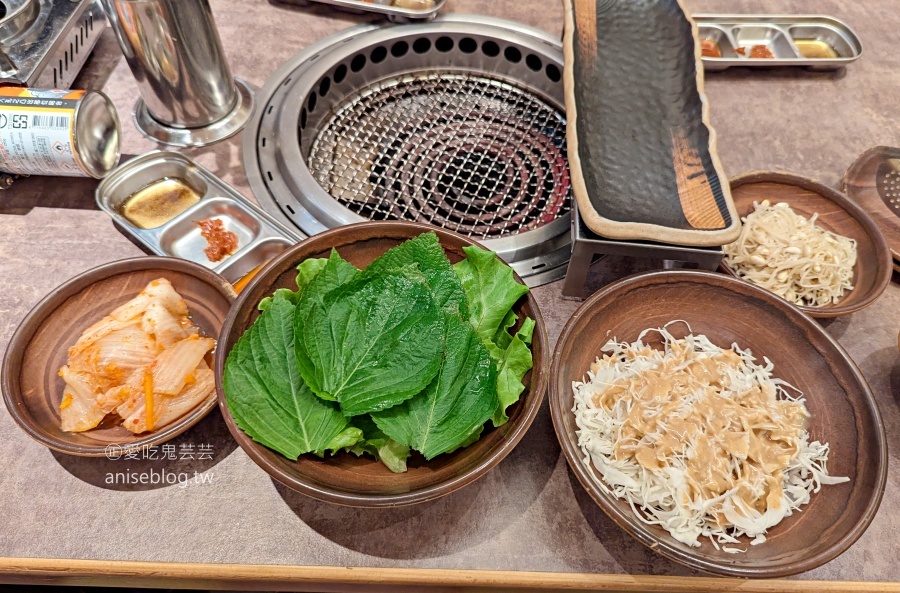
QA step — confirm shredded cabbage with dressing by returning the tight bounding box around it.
[723,200,857,307]
[572,323,848,551]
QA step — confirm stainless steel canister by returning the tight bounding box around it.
[0,87,121,178]
[100,0,252,147]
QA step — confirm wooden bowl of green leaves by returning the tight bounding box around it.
[214,222,547,506]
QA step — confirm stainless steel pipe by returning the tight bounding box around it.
[100,0,253,146]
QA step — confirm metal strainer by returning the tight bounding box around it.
[876,159,900,216]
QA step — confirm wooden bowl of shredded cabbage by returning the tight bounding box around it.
[721,171,892,318]
[550,270,887,578]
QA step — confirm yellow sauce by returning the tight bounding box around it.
[794,39,839,59]
[120,178,202,229]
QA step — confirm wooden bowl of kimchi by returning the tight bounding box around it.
[2,257,235,456]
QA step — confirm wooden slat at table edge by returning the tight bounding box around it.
[0,558,896,592]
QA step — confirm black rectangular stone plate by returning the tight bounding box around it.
[563,0,741,246]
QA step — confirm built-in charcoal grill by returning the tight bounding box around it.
[308,72,570,240]
[244,16,574,285]
[0,0,105,88]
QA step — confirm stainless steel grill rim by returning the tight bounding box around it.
[244,15,574,285]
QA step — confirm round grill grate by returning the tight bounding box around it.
[307,72,571,240]
[244,16,576,285]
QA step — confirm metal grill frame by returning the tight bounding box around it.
[243,16,573,285]
[0,0,104,88]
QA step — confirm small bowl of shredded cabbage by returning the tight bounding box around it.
[720,171,892,318]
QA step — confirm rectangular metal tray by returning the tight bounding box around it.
[272,0,444,22]
[96,151,305,284]
[695,15,863,71]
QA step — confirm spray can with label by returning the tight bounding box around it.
[0,87,120,178]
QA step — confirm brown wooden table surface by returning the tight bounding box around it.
[0,0,898,590]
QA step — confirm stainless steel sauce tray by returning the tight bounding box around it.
[96,151,304,283]
[274,0,444,22]
[695,15,863,71]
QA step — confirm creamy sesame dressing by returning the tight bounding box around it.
[572,323,848,551]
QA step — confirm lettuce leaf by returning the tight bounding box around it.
[295,265,445,416]
[489,317,535,427]
[346,416,411,473]
[258,288,296,312]
[369,438,410,474]
[372,312,498,460]
[451,244,534,428]
[296,257,329,292]
[314,426,364,458]
[223,293,349,459]
[452,245,529,342]
[257,257,332,312]
[491,309,519,351]
[365,232,469,316]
